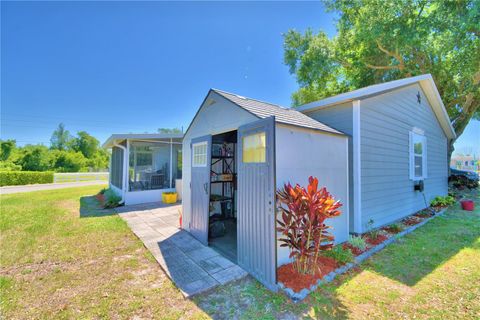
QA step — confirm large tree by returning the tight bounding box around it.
[70,131,100,158]
[50,123,72,151]
[284,0,479,160]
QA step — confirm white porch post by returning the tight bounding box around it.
[125,139,130,193]
[169,138,173,188]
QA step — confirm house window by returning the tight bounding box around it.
[242,131,266,163]
[409,131,427,180]
[192,142,207,167]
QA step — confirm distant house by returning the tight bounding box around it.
[451,154,479,173]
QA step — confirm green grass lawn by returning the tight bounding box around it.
[1,186,479,319]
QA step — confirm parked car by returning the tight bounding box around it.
[450,168,479,182]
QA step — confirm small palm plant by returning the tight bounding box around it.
[276,176,343,274]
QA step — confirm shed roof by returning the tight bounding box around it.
[297,74,456,139]
[102,133,183,148]
[211,89,343,135]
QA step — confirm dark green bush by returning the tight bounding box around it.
[103,188,121,208]
[0,171,54,186]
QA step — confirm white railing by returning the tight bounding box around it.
[53,172,109,183]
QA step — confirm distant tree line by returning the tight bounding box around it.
[0,123,109,172]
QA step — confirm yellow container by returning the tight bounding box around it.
[162,192,178,204]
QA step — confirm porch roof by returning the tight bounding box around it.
[102,133,183,148]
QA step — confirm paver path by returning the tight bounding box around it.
[116,202,247,297]
[0,181,106,195]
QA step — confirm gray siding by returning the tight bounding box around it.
[305,102,355,230]
[360,84,448,228]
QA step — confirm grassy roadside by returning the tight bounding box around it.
[0,186,478,319]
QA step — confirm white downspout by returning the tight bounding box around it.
[113,141,128,204]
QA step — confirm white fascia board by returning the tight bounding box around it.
[297,74,456,140]
[102,133,184,148]
[297,74,433,112]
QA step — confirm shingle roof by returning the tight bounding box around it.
[212,89,343,135]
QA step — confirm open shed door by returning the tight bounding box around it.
[190,135,212,245]
[237,116,277,291]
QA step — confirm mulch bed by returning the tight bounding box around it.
[277,256,338,293]
[432,206,447,212]
[403,217,422,226]
[381,226,403,234]
[414,211,434,219]
[96,193,105,206]
[342,243,366,256]
[363,233,388,246]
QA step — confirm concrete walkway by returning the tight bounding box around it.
[0,181,107,195]
[116,202,247,297]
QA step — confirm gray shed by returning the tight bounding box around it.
[182,89,349,290]
[297,74,456,233]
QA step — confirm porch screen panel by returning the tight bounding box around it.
[111,146,124,189]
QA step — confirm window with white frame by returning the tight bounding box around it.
[192,142,208,167]
[409,131,427,180]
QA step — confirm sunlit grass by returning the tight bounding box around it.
[1,186,478,319]
[0,186,207,319]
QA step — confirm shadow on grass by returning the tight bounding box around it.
[79,195,117,218]
[362,189,479,287]
[193,189,479,318]
[193,276,350,319]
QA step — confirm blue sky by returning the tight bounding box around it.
[1,1,478,155]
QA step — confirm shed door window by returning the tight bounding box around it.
[410,131,427,180]
[242,132,266,163]
[192,142,207,167]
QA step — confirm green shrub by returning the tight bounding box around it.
[386,223,404,233]
[348,235,367,251]
[324,245,354,265]
[103,188,121,208]
[366,219,380,240]
[0,171,54,186]
[430,195,456,207]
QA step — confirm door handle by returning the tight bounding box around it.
[203,182,208,195]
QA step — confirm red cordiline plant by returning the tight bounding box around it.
[276,176,342,274]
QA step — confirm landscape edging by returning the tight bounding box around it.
[278,208,447,302]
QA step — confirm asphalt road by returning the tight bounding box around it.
[0,181,107,195]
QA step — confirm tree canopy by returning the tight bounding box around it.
[284,0,479,151]
[0,125,109,172]
[50,123,72,151]
[157,127,183,134]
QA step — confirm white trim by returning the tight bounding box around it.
[345,135,350,234]
[409,130,427,180]
[125,139,130,192]
[297,74,456,140]
[352,100,362,233]
[192,141,208,167]
[103,133,183,148]
[169,138,173,188]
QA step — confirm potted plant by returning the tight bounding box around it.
[162,192,178,204]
